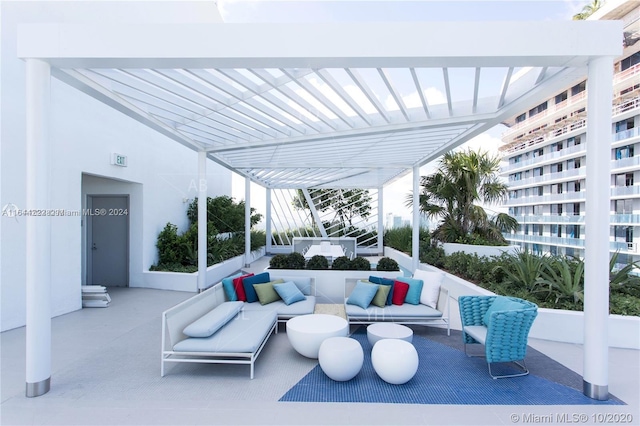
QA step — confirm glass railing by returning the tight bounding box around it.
[611,214,640,224]
[504,234,631,252]
[512,215,586,224]
[611,155,640,170]
[611,186,640,197]
[613,127,640,142]
[506,143,586,170]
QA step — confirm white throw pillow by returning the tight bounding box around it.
[413,269,444,309]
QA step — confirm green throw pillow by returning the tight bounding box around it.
[253,279,285,305]
[371,284,391,308]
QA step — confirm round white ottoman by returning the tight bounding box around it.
[367,323,413,346]
[371,339,419,385]
[286,314,349,359]
[318,337,364,381]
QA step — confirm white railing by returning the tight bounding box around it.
[612,154,640,170]
[512,214,586,224]
[508,167,585,188]
[507,143,586,171]
[611,185,640,197]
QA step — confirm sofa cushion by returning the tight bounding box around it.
[182,301,244,338]
[392,280,409,305]
[395,276,423,305]
[221,272,243,301]
[233,273,254,302]
[242,272,271,303]
[346,281,379,309]
[345,302,443,319]
[174,310,277,353]
[413,270,444,309]
[273,281,307,305]
[369,276,394,305]
[482,296,526,327]
[253,279,284,305]
[371,284,391,308]
[242,296,317,318]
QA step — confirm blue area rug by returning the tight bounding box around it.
[279,330,624,405]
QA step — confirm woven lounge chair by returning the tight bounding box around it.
[458,295,538,379]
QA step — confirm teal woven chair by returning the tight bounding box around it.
[458,295,538,379]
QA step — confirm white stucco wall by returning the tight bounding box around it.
[0,1,230,331]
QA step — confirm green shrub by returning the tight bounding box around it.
[376,257,399,271]
[156,223,182,265]
[331,256,351,270]
[287,252,306,269]
[350,256,371,271]
[187,196,262,233]
[269,254,289,269]
[306,255,329,270]
[421,246,446,268]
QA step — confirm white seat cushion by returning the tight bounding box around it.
[463,325,487,344]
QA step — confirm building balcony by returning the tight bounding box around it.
[611,213,640,224]
[611,185,640,197]
[504,234,632,253]
[505,190,585,206]
[504,143,586,173]
[511,214,586,224]
[507,167,585,189]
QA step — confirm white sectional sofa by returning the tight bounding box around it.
[161,273,316,378]
[343,274,450,335]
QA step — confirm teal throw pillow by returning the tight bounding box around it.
[242,272,270,303]
[483,296,526,326]
[273,281,307,305]
[221,272,243,301]
[395,276,423,305]
[346,281,380,309]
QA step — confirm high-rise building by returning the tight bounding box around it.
[500,0,640,268]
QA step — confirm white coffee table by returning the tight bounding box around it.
[367,323,413,346]
[286,314,349,359]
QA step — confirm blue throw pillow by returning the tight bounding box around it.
[273,281,307,305]
[346,280,380,309]
[221,272,243,301]
[483,296,526,326]
[369,275,395,305]
[394,277,423,305]
[242,272,270,303]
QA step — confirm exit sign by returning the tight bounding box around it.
[112,153,128,167]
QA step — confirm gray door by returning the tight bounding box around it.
[87,195,129,287]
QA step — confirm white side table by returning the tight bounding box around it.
[367,323,413,346]
[318,337,363,381]
[286,314,349,359]
[371,339,419,385]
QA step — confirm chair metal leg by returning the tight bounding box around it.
[488,360,529,379]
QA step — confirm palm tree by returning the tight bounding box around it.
[573,0,603,20]
[406,149,518,244]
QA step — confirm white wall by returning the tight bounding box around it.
[0,1,230,331]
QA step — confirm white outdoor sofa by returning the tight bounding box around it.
[343,278,450,335]
[161,283,277,379]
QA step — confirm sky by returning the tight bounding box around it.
[225,0,592,224]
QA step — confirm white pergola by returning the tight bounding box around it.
[19,20,621,399]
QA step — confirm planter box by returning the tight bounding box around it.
[442,242,519,257]
[141,247,266,292]
[383,246,640,349]
[265,268,401,304]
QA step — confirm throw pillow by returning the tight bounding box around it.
[482,296,526,326]
[413,270,444,309]
[253,279,284,305]
[391,280,410,305]
[233,273,253,302]
[242,272,271,303]
[221,272,243,301]
[371,284,391,308]
[395,276,424,305]
[273,281,307,305]
[346,281,380,309]
[183,301,244,338]
[369,275,395,305]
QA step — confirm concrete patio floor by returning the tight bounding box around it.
[1,257,638,425]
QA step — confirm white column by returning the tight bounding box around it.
[245,177,251,267]
[584,56,614,401]
[25,59,51,397]
[377,186,384,256]
[197,151,207,291]
[412,165,420,272]
[265,188,272,255]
